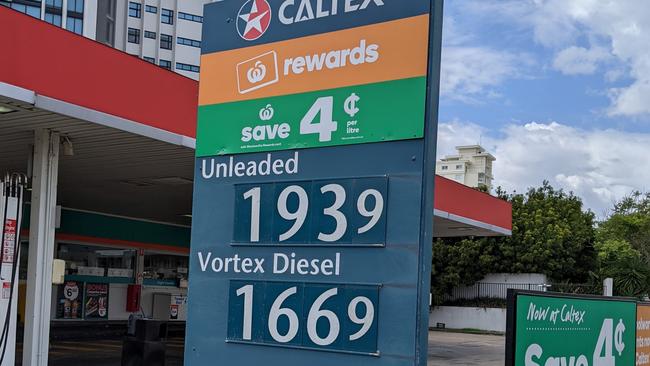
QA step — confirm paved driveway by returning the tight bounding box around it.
[428,331,505,366]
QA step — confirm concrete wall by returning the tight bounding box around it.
[429,306,506,333]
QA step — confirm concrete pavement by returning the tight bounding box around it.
[16,330,504,365]
[428,331,505,366]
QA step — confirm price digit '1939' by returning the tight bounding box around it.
[277,186,309,242]
[243,187,261,242]
[357,189,384,234]
[239,181,386,244]
[318,184,347,242]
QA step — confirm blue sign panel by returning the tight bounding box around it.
[187,140,436,365]
[187,0,443,365]
[201,0,430,54]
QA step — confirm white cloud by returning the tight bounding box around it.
[440,15,530,103]
[439,120,650,217]
[458,0,650,117]
[440,47,521,103]
[436,120,487,157]
[552,46,611,75]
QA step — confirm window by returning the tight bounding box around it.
[441,165,448,171]
[159,59,171,70]
[178,11,202,23]
[145,4,156,13]
[65,0,84,34]
[176,36,200,48]
[66,17,83,34]
[45,0,61,8]
[161,8,173,24]
[44,12,61,26]
[144,254,189,283]
[143,56,155,63]
[44,0,62,26]
[454,174,463,181]
[128,1,141,18]
[127,27,140,44]
[176,62,200,73]
[455,164,463,169]
[144,30,156,39]
[10,1,42,18]
[67,0,83,13]
[160,33,172,50]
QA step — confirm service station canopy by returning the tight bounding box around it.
[0,6,511,234]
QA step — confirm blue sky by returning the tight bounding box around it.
[436,0,650,217]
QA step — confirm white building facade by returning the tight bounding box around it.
[1,0,96,39]
[436,145,496,191]
[2,0,213,80]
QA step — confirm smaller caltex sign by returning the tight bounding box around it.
[506,290,636,366]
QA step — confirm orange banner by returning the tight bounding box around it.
[199,15,429,106]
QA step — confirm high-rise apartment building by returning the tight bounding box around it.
[436,145,496,192]
[2,0,213,80]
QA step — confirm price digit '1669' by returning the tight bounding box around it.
[235,284,375,346]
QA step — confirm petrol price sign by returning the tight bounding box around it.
[186,1,443,366]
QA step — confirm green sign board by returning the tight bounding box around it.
[507,291,636,366]
[196,77,426,157]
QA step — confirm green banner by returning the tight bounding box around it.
[513,294,636,366]
[196,77,426,157]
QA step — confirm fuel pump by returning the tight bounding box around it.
[0,173,27,365]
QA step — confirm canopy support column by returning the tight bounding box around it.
[23,129,59,366]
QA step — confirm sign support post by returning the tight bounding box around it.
[416,1,444,363]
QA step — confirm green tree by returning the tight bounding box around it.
[495,182,596,282]
[593,192,650,297]
[431,182,597,303]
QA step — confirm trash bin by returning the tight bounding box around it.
[121,319,168,366]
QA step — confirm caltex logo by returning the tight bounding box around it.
[237,0,272,41]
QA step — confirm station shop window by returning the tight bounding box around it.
[56,243,136,279]
[144,253,188,285]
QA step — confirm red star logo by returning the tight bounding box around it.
[237,0,272,41]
